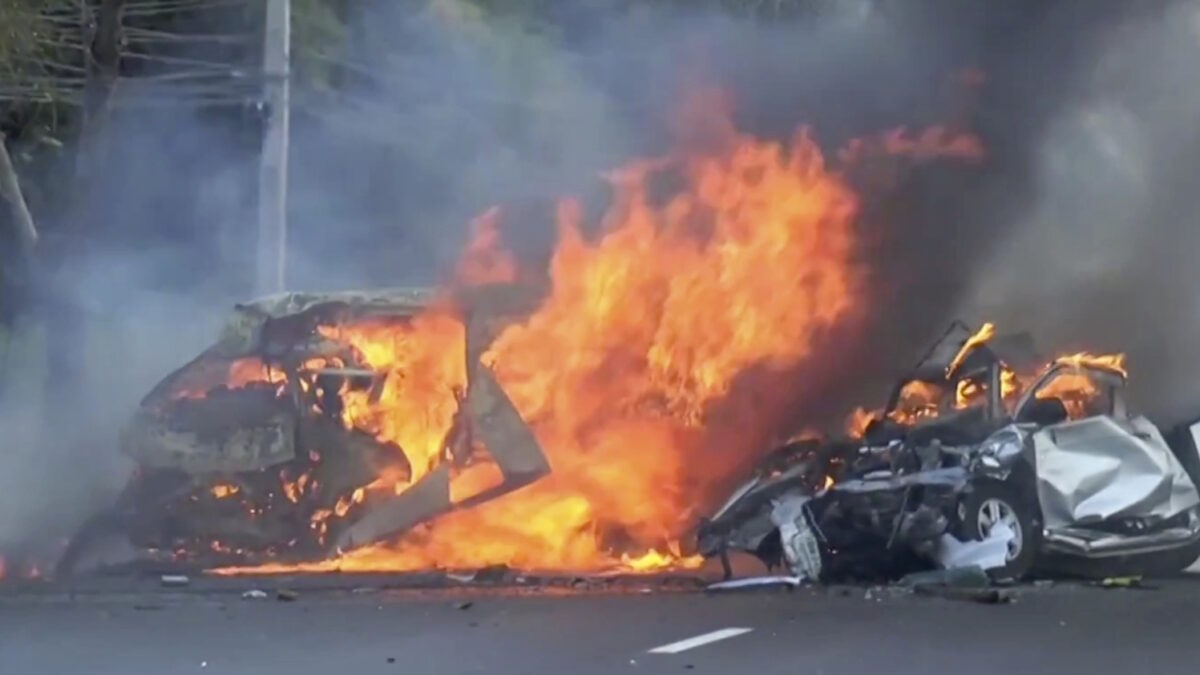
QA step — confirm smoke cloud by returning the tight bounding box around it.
[954,0,1200,426]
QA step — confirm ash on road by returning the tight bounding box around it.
[2,578,1198,675]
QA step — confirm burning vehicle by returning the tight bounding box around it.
[698,322,1200,581]
[57,286,552,575]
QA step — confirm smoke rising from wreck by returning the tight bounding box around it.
[4,0,1200,566]
[954,0,1200,427]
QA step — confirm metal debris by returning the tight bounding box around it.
[899,566,991,590]
[159,574,189,587]
[1097,576,1154,590]
[241,589,268,600]
[771,494,822,581]
[935,522,1014,571]
[705,576,803,592]
[913,585,1014,604]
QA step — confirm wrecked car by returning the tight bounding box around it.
[57,286,548,575]
[699,322,1200,581]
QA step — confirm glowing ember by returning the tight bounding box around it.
[210,484,240,499]
[172,357,288,400]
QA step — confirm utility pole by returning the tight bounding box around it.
[256,0,290,295]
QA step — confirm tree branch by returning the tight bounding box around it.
[0,132,38,252]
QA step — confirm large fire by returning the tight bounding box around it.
[204,99,983,576]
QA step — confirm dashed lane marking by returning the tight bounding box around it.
[647,628,754,654]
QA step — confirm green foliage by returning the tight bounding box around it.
[0,0,85,141]
[291,0,350,90]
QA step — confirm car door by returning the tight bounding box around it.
[1017,365,1199,531]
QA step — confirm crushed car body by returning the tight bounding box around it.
[698,322,1200,581]
[57,285,549,575]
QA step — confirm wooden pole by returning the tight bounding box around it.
[256,0,291,295]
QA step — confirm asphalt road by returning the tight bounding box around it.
[3,576,1200,675]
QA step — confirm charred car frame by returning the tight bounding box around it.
[57,286,548,576]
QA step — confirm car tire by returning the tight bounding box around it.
[956,481,1040,581]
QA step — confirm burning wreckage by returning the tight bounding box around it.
[699,322,1200,583]
[53,292,1200,586]
[57,285,552,576]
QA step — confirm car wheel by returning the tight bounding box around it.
[957,481,1039,581]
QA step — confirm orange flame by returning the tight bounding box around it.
[947,322,996,376]
[218,100,883,575]
[846,323,1127,436]
[210,484,240,499]
[456,207,518,286]
[1054,352,1128,378]
[214,96,987,576]
[317,308,468,484]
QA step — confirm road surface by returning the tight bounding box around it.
[2,576,1197,674]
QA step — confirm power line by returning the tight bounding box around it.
[122,0,252,18]
[123,27,255,45]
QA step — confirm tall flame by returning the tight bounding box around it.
[216,97,983,575]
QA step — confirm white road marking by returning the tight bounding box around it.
[647,627,754,654]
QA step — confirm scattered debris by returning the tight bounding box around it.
[699,322,1200,585]
[455,601,474,610]
[935,523,1013,572]
[913,586,1014,604]
[706,576,803,592]
[472,564,512,584]
[159,574,190,588]
[899,566,991,590]
[276,589,299,601]
[241,589,268,600]
[1097,576,1154,590]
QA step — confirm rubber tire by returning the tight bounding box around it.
[956,481,1040,581]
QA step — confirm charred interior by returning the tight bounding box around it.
[57,287,553,575]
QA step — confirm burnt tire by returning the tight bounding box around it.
[956,481,1040,581]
